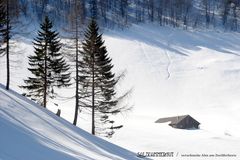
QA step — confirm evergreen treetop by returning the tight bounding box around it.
[79,19,130,137]
[22,16,71,107]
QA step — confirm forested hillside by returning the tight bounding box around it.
[10,0,240,30]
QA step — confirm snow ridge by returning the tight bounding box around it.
[0,84,142,160]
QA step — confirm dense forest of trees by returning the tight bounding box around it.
[15,0,240,31]
[2,0,240,34]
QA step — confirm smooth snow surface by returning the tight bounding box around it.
[104,25,240,159]
[1,24,240,159]
[0,84,142,160]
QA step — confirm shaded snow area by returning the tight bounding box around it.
[104,25,240,160]
[0,84,142,160]
[1,24,240,159]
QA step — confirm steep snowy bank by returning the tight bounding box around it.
[0,84,141,160]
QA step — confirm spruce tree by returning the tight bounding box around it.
[22,16,71,108]
[79,19,129,137]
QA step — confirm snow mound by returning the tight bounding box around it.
[0,83,142,160]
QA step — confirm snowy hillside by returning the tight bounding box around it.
[1,24,240,159]
[102,25,240,159]
[0,84,141,160]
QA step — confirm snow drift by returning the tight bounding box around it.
[0,83,141,160]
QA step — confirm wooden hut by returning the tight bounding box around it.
[155,115,200,129]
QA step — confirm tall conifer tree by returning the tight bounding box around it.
[22,16,71,108]
[79,19,130,137]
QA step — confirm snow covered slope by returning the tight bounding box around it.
[104,25,240,159]
[1,24,240,159]
[0,84,142,160]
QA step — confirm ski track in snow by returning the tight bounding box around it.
[138,41,162,76]
[164,30,176,80]
[138,39,172,79]
[164,48,171,79]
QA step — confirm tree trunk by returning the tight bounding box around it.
[6,0,10,90]
[92,51,95,135]
[43,39,47,108]
[73,2,79,125]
